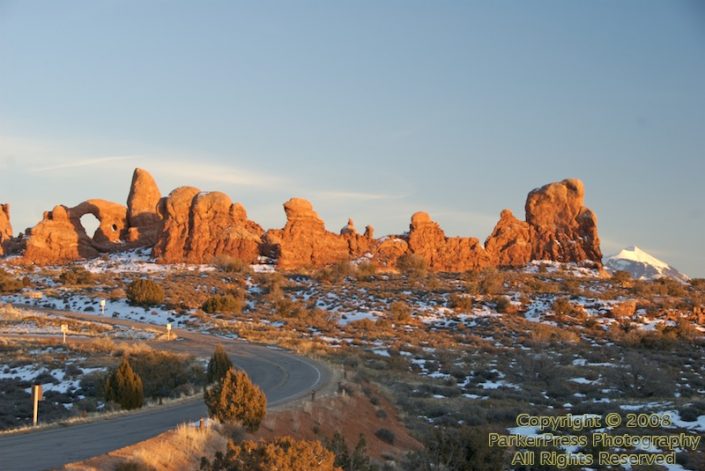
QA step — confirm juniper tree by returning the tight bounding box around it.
[204,367,266,432]
[206,345,233,384]
[104,356,144,410]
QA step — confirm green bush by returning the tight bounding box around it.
[207,345,234,384]
[126,279,165,306]
[375,428,395,445]
[202,294,244,315]
[104,357,144,410]
[325,432,372,471]
[204,367,266,432]
[128,351,205,399]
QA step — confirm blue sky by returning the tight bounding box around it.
[1,1,703,276]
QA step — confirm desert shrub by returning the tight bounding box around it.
[449,293,473,312]
[114,462,157,471]
[404,426,506,471]
[104,357,144,410]
[611,270,632,286]
[213,255,251,274]
[678,406,701,422]
[610,352,675,398]
[204,368,266,432]
[611,300,637,318]
[690,278,705,291]
[201,436,337,471]
[202,294,244,315]
[207,345,233,384]
[389,301,411,322]
[325,432,372,471]
[396,253,428,278]
[59,266,94,285]
[494,295,511,313]
[478,269,504,295]
[0,269,22,293]
[355,261,377,280]
[129,351,204,399]
[552,297,573,317]
[672,318,699,342]
[375,428,395,445]
[126,279,164,306]
[316,261,353,284]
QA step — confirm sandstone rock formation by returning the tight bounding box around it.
[126,168,162,245]
[0,204,12,255]
[264,199,375,269]
[153,188,263,264]
[23,200,129,264]
[264,198,348,269]
[14,169,602,271]
[23,205,99,264]
[406,212,492,272]
[525,179,601,264]
[484,209,533,266]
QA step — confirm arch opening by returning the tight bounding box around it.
[79,213,100,239]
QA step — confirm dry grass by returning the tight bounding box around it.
[63,422,226,471]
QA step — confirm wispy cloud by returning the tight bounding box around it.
[312,190,407,201]
[145,160,286,189]
[29,156,135,173]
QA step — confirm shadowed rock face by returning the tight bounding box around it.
[153,189,263,264]
[0,204,12,255]
[15,170,602,270]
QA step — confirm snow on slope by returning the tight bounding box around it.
[605,246,689,282]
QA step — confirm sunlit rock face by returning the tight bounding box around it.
[16,170,602,270]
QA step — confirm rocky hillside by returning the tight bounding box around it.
[1,169,603,271]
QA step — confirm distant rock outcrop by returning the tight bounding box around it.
[0,204,12,255]
[14,169,603,270]
[24,205,99,264]
[153,188,263,264]
[406,212,491,271]
[525,179,601,264]
[484,209,532,266]
[126,168,163,245]
[23,199,129,264]
[263,198,371,269]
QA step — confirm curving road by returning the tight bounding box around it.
[0,308,333,471]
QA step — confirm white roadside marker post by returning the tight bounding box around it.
[99,299,106,316]
[166,323,172,341]
[32,384,43,426]
[60,324,68,344]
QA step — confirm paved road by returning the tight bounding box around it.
[0,308,333,471]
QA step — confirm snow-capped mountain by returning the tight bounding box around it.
[605,246,689,282]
